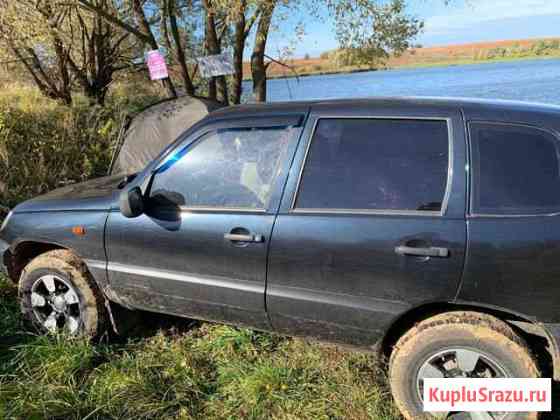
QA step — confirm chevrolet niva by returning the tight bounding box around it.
[2,98,559,419]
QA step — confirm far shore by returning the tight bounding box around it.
[248,53,560,82]
[243,37,560,82]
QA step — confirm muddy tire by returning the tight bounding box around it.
[18,250,108,338]
[389,311,540,420]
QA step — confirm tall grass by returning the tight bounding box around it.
[0,84,161,210]
[0,276,401,419]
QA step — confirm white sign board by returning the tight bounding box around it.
[197,53,235,78]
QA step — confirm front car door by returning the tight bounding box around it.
[105,113,306,329]
[266,101,467,347]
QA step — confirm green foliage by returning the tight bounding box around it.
[0,84,161,209]
[486,39,560,61]
[319,0,423,66]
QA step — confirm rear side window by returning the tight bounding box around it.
[470,123,560,215]
[295,118,450,212]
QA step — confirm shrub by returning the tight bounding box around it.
[0,84,161,209]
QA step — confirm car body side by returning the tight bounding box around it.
[1,97,560,379]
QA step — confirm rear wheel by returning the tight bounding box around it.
[18,250,107,338]
[389,311,540,420]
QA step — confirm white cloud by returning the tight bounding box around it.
[424,0,560,35]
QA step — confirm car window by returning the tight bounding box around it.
[295,118,449,212]
[470,122,560,215]
[150,126,297,209]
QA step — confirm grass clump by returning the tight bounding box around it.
[87,333,215,419]
[0,335,100,419]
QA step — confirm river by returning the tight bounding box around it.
[262,58,560,105]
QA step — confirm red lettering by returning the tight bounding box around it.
[429,386,440,402]
[479,387,488,403]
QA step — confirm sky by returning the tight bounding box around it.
[267,0,560,58]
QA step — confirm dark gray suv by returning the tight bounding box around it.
[1,98,559,419]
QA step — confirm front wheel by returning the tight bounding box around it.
[18,250,107,337]
[389,311,540,420]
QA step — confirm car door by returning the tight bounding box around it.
[458,120,560,323]
[105,114,305,330]
[266,103,468,346]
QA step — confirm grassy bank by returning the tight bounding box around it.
[256,38,560,81]
[0,275,401,419]
[389,50,560,71]
[262,53,560,81]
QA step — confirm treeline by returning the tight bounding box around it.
[485,39,560,60]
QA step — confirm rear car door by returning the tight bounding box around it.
[105,114,305,329]
[459,120,560,323]
[266,103,468,346]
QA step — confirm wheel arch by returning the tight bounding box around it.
[381,301,559,380]
[5,240,66,283]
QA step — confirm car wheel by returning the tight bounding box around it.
[389,311,540,420]
[18,250,107,338]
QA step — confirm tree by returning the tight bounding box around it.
[213,0,259,104]
[67,0,137,105]
[0,0,143,105]
[248,0,424,102]
[77,0,178,98]
[0,0,73,104]
[250,0,276,103]
[325,0,423,66]
[161,0,196,95]
[201,0,228,103]
[25,0,425,105]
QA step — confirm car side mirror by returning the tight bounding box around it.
[120,186,145,218]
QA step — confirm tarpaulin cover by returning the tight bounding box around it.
[112,95,223,175]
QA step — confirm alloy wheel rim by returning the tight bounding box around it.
[416,348,509,420]
[30,274,82,335]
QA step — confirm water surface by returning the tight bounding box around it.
[261,58,560,105]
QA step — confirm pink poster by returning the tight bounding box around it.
[146,50,169,81]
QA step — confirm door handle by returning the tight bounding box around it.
[224,233,264,243]
[395,245,449,258]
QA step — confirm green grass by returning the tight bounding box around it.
[0,275,401,419]
[391,51,560,71]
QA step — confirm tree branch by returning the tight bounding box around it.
[76,0,152,44]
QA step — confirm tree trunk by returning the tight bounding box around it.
[231,1,247,104]
[10,44,63,103]
[251,1,275,103]
[131,0,177,98]
[52,39,73,105]
[67,5,115,107]
[30,3,74,105]
[203,0,228,104]
[167,0,195,95]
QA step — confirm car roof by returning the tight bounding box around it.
[208,96,560,130]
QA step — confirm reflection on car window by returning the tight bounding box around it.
[471,123,560,215]
[150,126,297,209]
[295,118,449,212]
